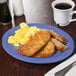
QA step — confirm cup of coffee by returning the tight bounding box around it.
[52,0,76,26]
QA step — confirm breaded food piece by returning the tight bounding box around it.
[18,30,50,56]
[49,30,67,44]
[33,41,55,57]
[51,38,68,52]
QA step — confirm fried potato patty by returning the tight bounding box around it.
[18,30,50,56]
[33,41,55,57]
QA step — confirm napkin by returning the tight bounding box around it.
[44,54,76,76]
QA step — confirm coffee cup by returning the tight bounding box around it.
[52,0,76,26]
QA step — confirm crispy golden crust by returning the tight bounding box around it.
[51,38,68,52]
[18,30,50,56]
[49,30,67,44]
[33,41,55,57]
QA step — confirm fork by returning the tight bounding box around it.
[55,61,76,76]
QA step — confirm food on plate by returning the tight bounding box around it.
[8,22,69,58]
[8,22,40,46]
[33,41,55,57]
[18,30,50,56]
[49,30,67,44]
[51,38,68,52]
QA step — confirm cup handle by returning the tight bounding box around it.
[70,11,76,22]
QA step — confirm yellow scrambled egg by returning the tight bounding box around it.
[8,22,40,46]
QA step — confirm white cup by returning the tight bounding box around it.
[22,0,51,25]
[52,0,76,26]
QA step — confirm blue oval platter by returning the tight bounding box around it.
[2,24,74,64]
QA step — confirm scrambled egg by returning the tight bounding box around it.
[8,22,40,46]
